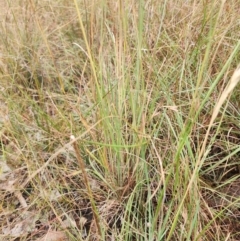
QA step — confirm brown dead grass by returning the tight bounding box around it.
[0,0,240,240]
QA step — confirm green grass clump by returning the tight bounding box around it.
[1,0,240,240]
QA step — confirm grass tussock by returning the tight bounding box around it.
[0,0,240,240]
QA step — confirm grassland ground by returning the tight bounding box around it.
[0,0,240,240]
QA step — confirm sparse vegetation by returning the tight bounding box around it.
[0,0,240,240]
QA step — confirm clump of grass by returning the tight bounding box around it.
[1,0,240,240]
